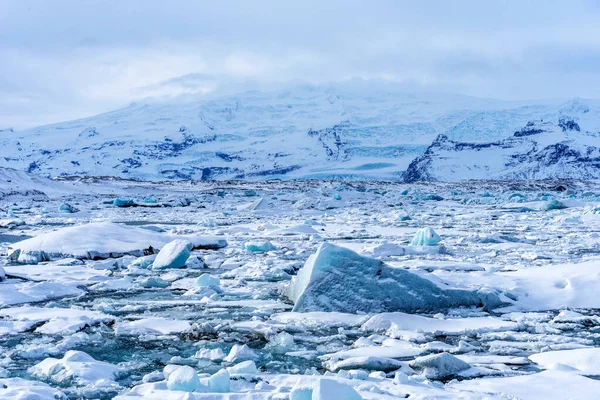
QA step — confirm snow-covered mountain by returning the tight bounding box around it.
[1,82,597,181]
[403,99,600,182]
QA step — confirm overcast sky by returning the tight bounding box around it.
[2,0,600,129]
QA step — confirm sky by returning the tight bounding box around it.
[1,0,600,129]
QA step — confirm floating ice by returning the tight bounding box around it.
[113,198,135,207]
[313,379,362,400]
[285,243,499,313]
[243,241,276,253]
[0,306,114,335]
[196,273,220,289]
[58,202,78,213]
[324,356,407,373]
[208,369,230,393]
[224,344,258,363]
[362,312,517,338]
[226,360,257,374]
[410,227,441,246]
[540,199,568,211]
[29,350,123,387]
[115,318,191,336]
[138,276,169,288]
[9,222,226,263]
[0,377,67,399]
[410,352,471,379]
[529,348,600,375]
[196,348,226,361]
[152,239,192,269]
[166,365,200,392]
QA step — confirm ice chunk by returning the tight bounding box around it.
[113,198,135,207]
[243,241,276,253]
[29,350,123,387]
[325,356,407,373]
[284,243,499,313]
[138,276,169,288]
[393,371,409,385]
[115,318,191,335]
[166,365,199,392]
[152,239,192,269]
[271,331,295,348]
[540,199,568,211]
[0,377,67,399]
[208,369,230,393]
[9,222,226,264]
[289,380,313,400]
[195,348,225,361]
[410,352,470,379]
[0,264,5,282]
[224,344,258,363]
[226,360,257,374]
[196,273,220,289]
[422,194,443,201]
[58,203,78,213]
[0,306,114,335]
[313,379,362,400]
[410,227,441,246]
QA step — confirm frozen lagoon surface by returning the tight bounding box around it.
[2,179,600,399]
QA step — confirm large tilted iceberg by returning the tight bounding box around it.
[8,222,227,264]
[284,243,501,313]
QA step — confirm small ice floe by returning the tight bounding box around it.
[29,350,124,387]
[410,352,471,379]
[8,222,226,264]
[0,306,114,335]
[115,318,191,336]
[0,377,67,399]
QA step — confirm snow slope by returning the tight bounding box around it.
[1,82,582,181]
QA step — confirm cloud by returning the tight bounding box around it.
[1,0,600,129]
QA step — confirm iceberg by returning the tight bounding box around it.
[113,198,135,207]
[58,203,78,213]
[243,241,276,253]
[540,199,568,211]
[152,239,192,270]
[284,243,499,313]
[410,227,441,246]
